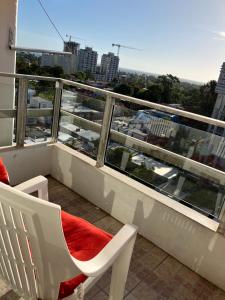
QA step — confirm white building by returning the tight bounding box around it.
[100,52,119,82]
[29,96,53,109]
[131,153,178,180]
[129,110,179,139]
[78,47,97,75]
[41,53,78,74]
[27,96,53,126]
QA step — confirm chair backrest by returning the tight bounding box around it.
[0,182,80,300]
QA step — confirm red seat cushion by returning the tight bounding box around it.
[0,159,9,185]
[59,210,112,299]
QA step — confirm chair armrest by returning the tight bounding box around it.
[71,224,137,277]
[14,176,49,201]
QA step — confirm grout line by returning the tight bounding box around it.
[124,253,169,298]
[93,215,110,225]
[92,214,108,224]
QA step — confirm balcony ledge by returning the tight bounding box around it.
[54,143,219,233]
[1,142,225,291]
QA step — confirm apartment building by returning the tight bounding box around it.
[209,62,225,136]
[78,47,98,75]
[100,52,119,82]
[41,53,77,74]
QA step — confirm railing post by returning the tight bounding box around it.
[96,95,115,168]
[16,78,28,147]
[51,80,63,143]
[218,193,225,234]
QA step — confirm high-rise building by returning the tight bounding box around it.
[209,63,225,136]
[100,52,119,82]
[78,47,98,75]
[64,41,80,55]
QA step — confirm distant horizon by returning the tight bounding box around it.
[17,0,225,83]
[17,51,212,85]
[119,67,205,85]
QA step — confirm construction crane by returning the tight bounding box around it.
[112,43,141,57]
[66,34,86,42]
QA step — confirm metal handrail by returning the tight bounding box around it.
[0,72,59,81]
[60,109,225,185]
[63,79,225,129]
[0,108,53,118]
[1,71,225,176]
[1,72,225,220]
[1,72,225,128]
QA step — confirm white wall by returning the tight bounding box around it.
[2,142,225,291]
[0,0,18,146]
[51,144,225,292]
[0,144,52,185]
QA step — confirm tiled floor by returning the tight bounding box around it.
[1,177,225,299]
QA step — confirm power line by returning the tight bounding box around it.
[37,0,65,43]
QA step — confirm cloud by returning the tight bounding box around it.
[217,31,225,37]
[212,31,225,40]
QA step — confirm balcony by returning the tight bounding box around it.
[0,177,225,299]
[1,72,225,297]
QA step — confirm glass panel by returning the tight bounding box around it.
[105,99,225,219]
[61,87,105,124]
[0,78,17,147]
[25,80,54,144]
[59,86,105,158]
[110,100,225,172]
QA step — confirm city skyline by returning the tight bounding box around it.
[17,0,225,82]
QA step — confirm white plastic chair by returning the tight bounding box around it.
[0,176,137,300]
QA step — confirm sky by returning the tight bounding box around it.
[17,0,225,83]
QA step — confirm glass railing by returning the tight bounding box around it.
[25,80,54,144]
[0,78,18,146]
[59,85,105,158]
[104,99,225,219]
[0,72,225,220]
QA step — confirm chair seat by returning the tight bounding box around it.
[0,159,9,185]
[59,211,112,299]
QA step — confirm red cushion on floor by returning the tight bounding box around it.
[0,159,9,185]
[59,210,112,299]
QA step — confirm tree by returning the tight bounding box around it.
[16,57,30,74]
[47,66,64,77]
[156,74,180,103]
[198,80,217,117]
[181,80,217,117]
[131,165,155,183]
[114,84,132,96]
[73,71,88,82]
[137,83,163,102]
[106,147,135,171]
[147,83,163,102]
[106,147,129,167]
[181,87,200,113]
[131,164,167,186]
[110,77,119,86]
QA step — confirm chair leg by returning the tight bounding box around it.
[108,235,136,300]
